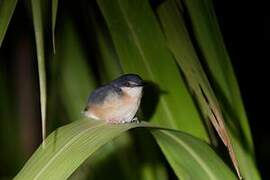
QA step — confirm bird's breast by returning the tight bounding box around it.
[85,91,141,123]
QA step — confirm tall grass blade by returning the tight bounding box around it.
[181,0,260,179]
[14,119,236,180]
[51,0,58,53]
[0,0,17,47]
[157,0,241,178]
[97,0,209,142]
[31,0,47,146]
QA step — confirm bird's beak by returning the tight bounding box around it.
[136,81,144,87]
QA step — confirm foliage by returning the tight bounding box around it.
[0,0,260,179]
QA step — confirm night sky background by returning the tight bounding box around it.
[214,0,268,178]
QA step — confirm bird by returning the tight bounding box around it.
[83,74,144,124]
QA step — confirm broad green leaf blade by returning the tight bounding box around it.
[181,0,260,179]
[0,0,17,47]
[152,130,237,180]
[31,0,47,144]
[14,119,148,180]
[15,119,236,180]
[157,1,241,178]
[51,0,58,53]
[97,0,209,142]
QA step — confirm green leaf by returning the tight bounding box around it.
[51,0,58,53]
[15,119,236,180]
[14,119,147,179]
[31,0,47,144]
[97,0,209,142]
[157,0,241,178]
[153,130,237,180]
[181,0,260,179]
[157,0,217,141]
[0,0,17,47]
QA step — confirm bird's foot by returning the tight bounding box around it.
[131,117,139,124]
[107,117,140,124]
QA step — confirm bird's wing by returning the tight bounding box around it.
[87,85,122,105]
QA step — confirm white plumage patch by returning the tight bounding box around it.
[121,86,142,97]
[84,111,99,120]
[118,86,143,123]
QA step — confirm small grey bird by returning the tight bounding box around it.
[83,74,143,124]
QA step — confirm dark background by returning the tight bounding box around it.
[214,0,268,178]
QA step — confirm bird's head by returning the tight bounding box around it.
[111,74,143,97]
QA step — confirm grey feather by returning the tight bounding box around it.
[87,85,122,105]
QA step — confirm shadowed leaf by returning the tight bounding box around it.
[54,18,96,121]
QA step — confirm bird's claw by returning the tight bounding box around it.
[131,117,139,123]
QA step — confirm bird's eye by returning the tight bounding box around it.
[125,82,130,86]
